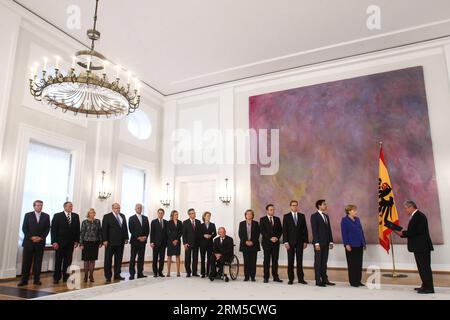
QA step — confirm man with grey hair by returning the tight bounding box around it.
[394,200,434,294]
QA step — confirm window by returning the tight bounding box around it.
[120,166,146,220]
[127,109,152,140]
[19,141,73,245]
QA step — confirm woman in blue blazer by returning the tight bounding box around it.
[341,204,366,287]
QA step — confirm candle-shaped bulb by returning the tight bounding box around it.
[43,57,48,71]
[115,65,121,79]
[71,56,76,69]
[127,71,132,85]
[87,56,91,71]
[102,60,108,74]
[55,55,60,69]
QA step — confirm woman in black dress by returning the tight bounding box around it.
[238,209,260,281]
[166,210,182,277]
[80,208,102,282]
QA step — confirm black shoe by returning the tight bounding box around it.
[316,282,326,287]
[33,280,42,286]
[105,279,111,283]
[153,274,158,278]
[251,278,256,282]
[358,282,365,287]
[244,278,249,282]
[129,276,135,280]
[324,280,335,286]
[288,280,293,285]
[159,273,165,277]
[114,276,125,281]
[417,288,435,294]
[263,279,269,283]
[350,283,359,287]
[273,278,283,283]
[414,287,424,291]
[17,281,28,287]
[186,274,191,278]
[201,275,206,278]
[137,274,147,279]
[298,279,308,285]
[192,274,200,277]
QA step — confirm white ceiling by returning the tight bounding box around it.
[13,0,450,95]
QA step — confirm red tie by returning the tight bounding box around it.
[269,216,274,226]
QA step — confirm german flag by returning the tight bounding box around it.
[378,143,400,252]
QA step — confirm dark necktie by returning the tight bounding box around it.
[269,216,274,226]
[192,220,195,230]
[293,213,298,226]
[115,214,121,226]
[67,213,71,224]
[160,219,163,229]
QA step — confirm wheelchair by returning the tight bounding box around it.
[209,254,239,282]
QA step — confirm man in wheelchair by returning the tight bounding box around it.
[209,227,234,281]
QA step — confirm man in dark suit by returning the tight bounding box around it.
[150,208,168,277]
[283,200,309,285]
[209,227,234,279]
[311,199,335,287]
[51,201,80,284]
[18,200,50,286]
[395,200,434,294]
[102,202,129,283]
[260,204,283,283]
[128,203,149,280]
[182,208,201,277]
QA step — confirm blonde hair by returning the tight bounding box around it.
[345,204,357,215]
[170,210,178,220]
[86,208,96,219]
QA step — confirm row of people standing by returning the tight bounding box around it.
[18,198,433,294]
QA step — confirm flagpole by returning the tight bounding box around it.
[383,232,407,278]
[379,141,407,278]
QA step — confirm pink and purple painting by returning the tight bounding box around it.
[249,66,443,244]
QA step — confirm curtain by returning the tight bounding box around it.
[120,165,146,220]
[18,141,72,245]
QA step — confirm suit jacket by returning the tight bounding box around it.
[259,215,282,249]
[182,218,202,247]
[167,220,183,243]
[238,220,261,252]
[51,211,80,246]
[102,212,129,246]
[282,212,309,246]
[400,210,434,253]
[128,214,150,245]
[150,218,168,247]
[213,235,234,262]
[22,211,50,247]
[311,211,333,245]
[199,222,217,249]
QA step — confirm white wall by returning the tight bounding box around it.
[162,39,450,272]
[0,1,164,279]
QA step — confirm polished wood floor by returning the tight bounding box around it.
[1,262,449,300]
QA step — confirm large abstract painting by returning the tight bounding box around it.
[249,66,443,244]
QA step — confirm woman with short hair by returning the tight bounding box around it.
[341,204,366,287]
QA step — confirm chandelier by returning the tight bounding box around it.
[28,0,141,119]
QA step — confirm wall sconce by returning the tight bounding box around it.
[160,182,171,207]
[219,178,232,205]
[98,170,111,201]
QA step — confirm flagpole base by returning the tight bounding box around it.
[382,272,408,278]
